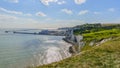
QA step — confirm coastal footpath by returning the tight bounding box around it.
[36,24,120,68]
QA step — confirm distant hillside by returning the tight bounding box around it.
[74,23,120,35]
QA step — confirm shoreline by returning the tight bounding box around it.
[62,37,79,54]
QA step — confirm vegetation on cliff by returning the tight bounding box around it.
[81,28,120,51]
[36,24,120,68]
[74,23,120,35]
[36,37,120,68]
[74,24,120,51]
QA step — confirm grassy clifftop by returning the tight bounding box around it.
[82,28,120,42]
[81,28,120,51]
[37,37,120,68]
[36,24,120,68]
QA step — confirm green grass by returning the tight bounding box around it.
[82,28,120,42]
[79,28,120,51]
[36,37,120,68]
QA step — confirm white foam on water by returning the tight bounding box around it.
[44,47,63,64]
[44,40,57,43]
[35,40,72,66]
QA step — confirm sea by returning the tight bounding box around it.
[0,28,71,68]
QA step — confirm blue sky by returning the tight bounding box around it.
[0,0,120,28]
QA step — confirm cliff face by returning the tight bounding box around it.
[63,28,86,54]
[37,37,120,68]
[63,34,85,54]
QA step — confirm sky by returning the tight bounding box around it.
[0,0,120,28]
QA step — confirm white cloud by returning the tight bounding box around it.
[0,14,46,28]
[40,0,66,6]
[0,7,32,16]
[40,0,58,6]
[0,14,18,20]
[0,14,84,29]
[78,10,89,15]
[25,13,32,16]
[0,7,23,15]
[94,12,101,15]
[61,9,73,15]
[51,19,85,28]
[74,0,86,5]
[5,0,19,3]
[36,12,47,17]
[57,1,66,5]
[108,8,115,12]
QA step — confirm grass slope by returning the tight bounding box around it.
[81,28,120,51]
[82,29,120,42]
[36,37,120,68]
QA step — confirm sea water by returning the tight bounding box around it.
[0,29,71,68]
